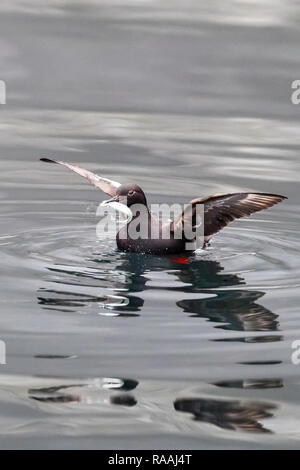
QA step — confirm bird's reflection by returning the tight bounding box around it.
[37,253,280,340]
[109,254,280,338]
[37,287,143,316]
[27,374,278,434]
[177,290,279,332]
[28,377,138,405]
[212,378,283,389]
[35,254,282,434]
[174,397,276,433]
[29,384,81,404]
[110,395,137,407]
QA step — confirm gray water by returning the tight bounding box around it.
[0,0,300,450]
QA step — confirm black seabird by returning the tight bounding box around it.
[40,158,287,255]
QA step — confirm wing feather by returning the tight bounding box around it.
[40,158,121,196]
[171,192,287,238]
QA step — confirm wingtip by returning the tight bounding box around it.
[270,193,287,200]
[40,158,57,164]
[262,193,287,200]
[271,194,288,202]
[248,193,287,204]
[253,193,288,208]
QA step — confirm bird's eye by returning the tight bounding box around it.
[128,190,135,196]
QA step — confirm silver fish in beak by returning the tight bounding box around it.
[101,196,133,223]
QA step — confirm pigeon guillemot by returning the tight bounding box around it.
[40,158,287,255]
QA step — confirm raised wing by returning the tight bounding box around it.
[171,192,287,239]
[40,158,121,197]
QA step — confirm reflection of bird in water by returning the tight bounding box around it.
[37,255,279,336]
[27,375,278,434]
[174,397,276,433]
[212,378,283,389]
[28,377,138,406]
[177,290,279,333]
[114,255,279,334]
[113,254,245,293]
[37,287,143,316]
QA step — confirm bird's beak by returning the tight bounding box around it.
[100,196,132,223]
[101,195,119,206]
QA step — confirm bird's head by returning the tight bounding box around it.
[104,184,147,208]
[100,184,148,223]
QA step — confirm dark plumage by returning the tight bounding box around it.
[40,158,287,254]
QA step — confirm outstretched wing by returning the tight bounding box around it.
[171,192,287,239]
[40,158,121,197]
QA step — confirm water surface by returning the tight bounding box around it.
[0,0,300,449]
